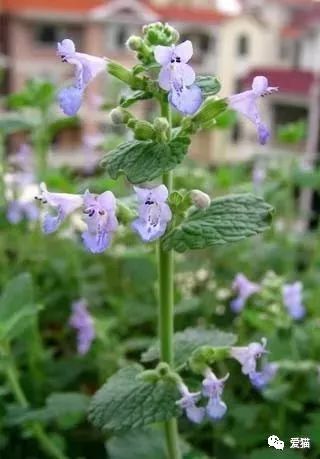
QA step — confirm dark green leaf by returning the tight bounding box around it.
[0,273,33,322]
[195,75,221,97]
[106,428,166,459]
[141,327,236,368]
[88,365,180,432]
[101,137,190,184]
[120,90,153,108]
[163,194,273,252]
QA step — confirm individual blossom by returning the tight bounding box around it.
[230,273,260,313]
[202,369,229,421]
[11,143,34,172]
[69,299,95,355]
[154,40,202,115]
[7,200,39,224]
[282,281,305,320]
[132,185,172,242]
[176,383,205,424]
[82,190,118,253]
[57,39,106,115]
[35,182,83,234]
[249,362,279,390]
[229,76,278,145]
[230,338,267,375]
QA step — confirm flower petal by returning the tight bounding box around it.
[252,76,269,96]
[58,86,83,116]
[82,230,110,253]
[57,38,76,57]
[154,45,173,65]
[158,65,172,91]
[169,84,202,115]
[207,397,227,420]
[174,40,193,63]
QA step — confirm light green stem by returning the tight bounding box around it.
[5,356,68,459]
[0,132,6,206]
[158,100,181,459]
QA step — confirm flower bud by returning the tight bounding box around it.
[153,117,169,133]
[107,61,145,89]
[126,35,143,51]
[109,107,132,125]
[192,97,228,127]
[133,120,156,140]
[190,190,211,209]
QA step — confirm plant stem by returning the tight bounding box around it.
[5,354,68,459]
[158,99,181,459]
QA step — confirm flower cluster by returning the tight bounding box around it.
[282,282,305,320]
[35,183,172,253]
[230,273,260,313]
[69,299,95,355]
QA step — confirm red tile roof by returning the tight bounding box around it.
[244,68,315,96]
[2,0,103,12]
[151,5,228,24]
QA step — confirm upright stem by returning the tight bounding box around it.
[5,348,68,459]
[158,100,181,459]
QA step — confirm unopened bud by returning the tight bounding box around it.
[126,35,143,51]
[154,117,169,133]
[109,107,132,125]
[133,120,156,140]
[190,190,211,209]
[192,97,228,126]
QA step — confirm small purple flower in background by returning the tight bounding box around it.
[282,281,305,320]
[132,185,172,242]
[69,299,95,355]
[176,383,205,424]
[229,76,278,145]
[252,162,266,191]
[7,200,39,224]
[35,182,83,234]
[249,362,278,390]
[230,338,267,375]
[82,190,118,254]
[230,273,260,313]
[57,39,106,116]
[202,369,229,421]
[11,143,34,172]
[154,40,202,115]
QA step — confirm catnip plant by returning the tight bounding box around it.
[36,22,277,459]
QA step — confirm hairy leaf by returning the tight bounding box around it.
[101,137,190,184]
[163,194,273,253]
[196,75,221,97]
[141,327,236,369]
[88,365,180,432]
[120,90,153,108]
[106,428,166,459]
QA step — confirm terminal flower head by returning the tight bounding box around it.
[230,338,267,375]
[132,185,172,242]
[202,370,229,421]
[249,362,279,389]
[282,281,305,320]
[35,182,83,234]
[82,190,118,253]
[230,273,260,313]
[69,299,95,355]
[57,38,106,115]
[176,383,205,424]
[229,76,278,145]
[154,40,202,115]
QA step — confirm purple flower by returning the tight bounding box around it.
[282,282,305,320]
[249,362,278,390]
[229,76,278,145]
[176,383,205,424]
[7,200,39,224]
[202,370,229,421]
[57,39,106,115]
[230,338,267,375]
[230,273,260,313]
[12,143,33,172]
[35,182,83,234]
[82,190,118,253]
[154,40,202,115]
[69,299,95,355]
[132,185,172,242]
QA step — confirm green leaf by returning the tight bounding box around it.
[106,428,166,459]
[0,273,33,322]
[120,90,153,108]
[88,365,180,433]
[141,327,236,369]
[195,75,221,97]
[0,114,32,134]
[163,194,273,253]
[8,79,55,110]
[101,137,190,184]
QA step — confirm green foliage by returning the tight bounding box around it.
[277,120,306,145]
[163,194,273,252]
[141,327,236,369]
[195,75,221,98]
[106,428,166,459]
[7,79,55,111]
[120,90,153,108]
[0,114,33,134]
[88,365,180,433]
[101,136,190,184]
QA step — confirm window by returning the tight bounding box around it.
[237,34,249,57]
[35,24,59,45]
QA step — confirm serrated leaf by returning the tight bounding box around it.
[163,194,273,253]
[101,137,190,184]
[106,428,166,459]
[195,75,221,97]
[120,90,153,108]
[141,327,236,369]
[88,365,180,433]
